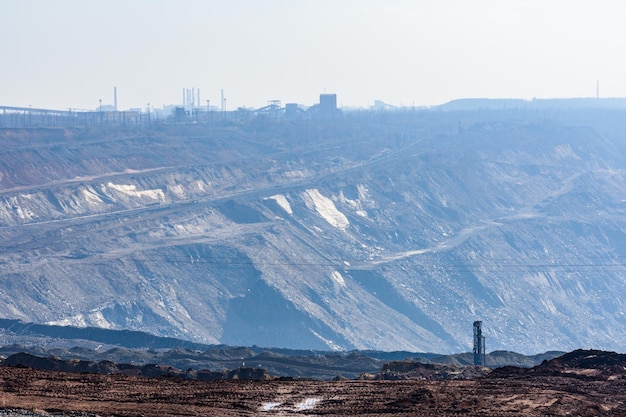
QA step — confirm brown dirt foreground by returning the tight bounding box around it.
[1,367,626,417]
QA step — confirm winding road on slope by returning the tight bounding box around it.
[353,171,586,269]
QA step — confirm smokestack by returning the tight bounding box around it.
[197,88,201,107]
[221,89,224,112]
[114,87,118,111]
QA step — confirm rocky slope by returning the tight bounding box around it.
[1,108,626,354]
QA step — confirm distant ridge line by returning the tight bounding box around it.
[0,318,211,350]
[438,97,626,111]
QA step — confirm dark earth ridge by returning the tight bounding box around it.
[0,319,564,379]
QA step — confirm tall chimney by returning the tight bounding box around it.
[114,86,118,111]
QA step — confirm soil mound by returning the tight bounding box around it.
[377,360,489,380]
[489,349,626,380]
[1,352,271,380]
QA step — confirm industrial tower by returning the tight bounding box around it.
[473,320,486,366]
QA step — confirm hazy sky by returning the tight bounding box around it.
[2,0,625,110]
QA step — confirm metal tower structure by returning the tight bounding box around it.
[473,320,486,366]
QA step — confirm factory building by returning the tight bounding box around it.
[319,94,338,118]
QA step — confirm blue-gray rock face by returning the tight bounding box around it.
[1,109,625,354]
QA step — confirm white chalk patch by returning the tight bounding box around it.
[107,182,165,200]
[266,194,293,214]
[331,271,346,288]
[303,189,349,229]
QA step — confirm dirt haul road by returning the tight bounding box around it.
[1,366,626,416]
